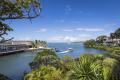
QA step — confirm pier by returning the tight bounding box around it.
[0,40,32,56]
[0,49,25,56]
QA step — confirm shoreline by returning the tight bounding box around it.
[0,47,52,57]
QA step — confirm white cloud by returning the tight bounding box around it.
[36,28,47,32]
[48,35,91,42]
[61,28,104,32]
[76,28,104,32]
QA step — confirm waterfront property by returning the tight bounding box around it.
[0,40,32,54]
[103,38,120,46]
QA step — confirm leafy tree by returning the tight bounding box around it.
[0,0,41,43]
[0,22,13,43]
[110,33,115,43]
[84,39,96,47]
[30,49,60,69]
[96,35,107,44]
[34,49,58,61]
[0,73,10,80]
[114,28,120,39]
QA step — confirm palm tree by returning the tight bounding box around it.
[31,40,47,48]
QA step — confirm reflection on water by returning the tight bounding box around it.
[0,43,108,80]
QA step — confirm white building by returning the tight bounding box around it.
[103,37,120,46]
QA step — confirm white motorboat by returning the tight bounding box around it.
[59,48,73,54]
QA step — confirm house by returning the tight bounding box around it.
[103,37,120,46]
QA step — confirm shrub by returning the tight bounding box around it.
[68,54,103,80]
[102,57,120,80]
[0,74,10,80]
[30,49,60,69]
[112,50,120,55]
[24,65,66,80]
[84,39,96,47]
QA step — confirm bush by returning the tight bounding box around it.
[30,49,60,69]
[84,39,96,47]
[34,49,58,61]
[24,65,66,80]
[112,50,120,55]
[68,54,103,80]
[0,74,10,80]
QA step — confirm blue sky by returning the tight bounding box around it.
[8,0,120,42]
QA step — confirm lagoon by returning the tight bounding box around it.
[0,43,107,80]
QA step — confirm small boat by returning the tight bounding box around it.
[59,48,73,54]
[68,48,73,51]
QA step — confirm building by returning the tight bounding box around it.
[103,37,120,46]
[0,40,32,52]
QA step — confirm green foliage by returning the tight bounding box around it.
[68,54,103,80]
[110,33,116,40]
[29,49,60,69]
[84,39,96,47]
[0,21,13,43]
[24,65,65,80]
[27,37,120,80]
[102,58,120,80]
[34,49,57,61]
[112,50,120,55]
[32,40,47,48]
[0,73,10,80]
[0,0,40,20]
[27,50,120,80]
[96,35,107,44]
[60,56,74,72]
[114,28,120,39]
[0,0,41,43]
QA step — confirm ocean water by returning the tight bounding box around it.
[0,43,107,80]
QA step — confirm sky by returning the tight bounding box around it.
[7,0,120,42]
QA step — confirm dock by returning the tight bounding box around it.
[0,47,52,56]
[0,49,25,56]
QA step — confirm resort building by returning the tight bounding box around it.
[0,40,32,52]
[103,37,120,46]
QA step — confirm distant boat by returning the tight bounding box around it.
[59,48,73,54]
